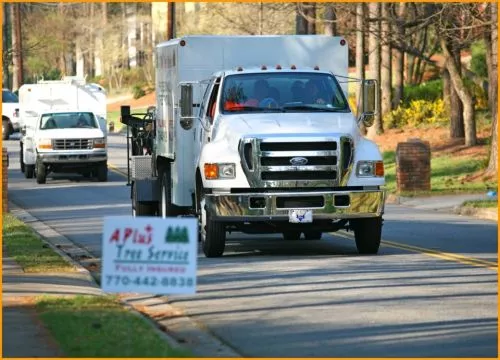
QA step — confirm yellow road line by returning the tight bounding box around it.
[337,231,498,271]
[108,163,128,178]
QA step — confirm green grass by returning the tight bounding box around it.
[36,295,192,357]
[3,213,75,273]
[383,151,496,196]
[462,199,498,208]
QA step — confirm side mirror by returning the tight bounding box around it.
[21,126,26,136]
[359,79,378,128]
[179,84,194,130]
[98,116,107,134]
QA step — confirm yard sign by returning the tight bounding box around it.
[101,216,198,295]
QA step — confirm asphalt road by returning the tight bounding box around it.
[4,134,498,357]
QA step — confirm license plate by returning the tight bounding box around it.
[288,209,313,223]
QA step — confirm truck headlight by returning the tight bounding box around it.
[37,138,52,150]
[93,138,106,148]
[204,163,236,180]
[356,161,384,177]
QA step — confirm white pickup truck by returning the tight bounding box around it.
[19,78,108,184]
[121,35,386,258]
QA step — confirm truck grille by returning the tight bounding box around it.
[240,137,348,188]
[52,139,92,150]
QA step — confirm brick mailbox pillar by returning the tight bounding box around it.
[396,139,431,192]
[2,148,8,213]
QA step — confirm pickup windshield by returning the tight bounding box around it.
[39,112,98,130]
[220,72,350,114]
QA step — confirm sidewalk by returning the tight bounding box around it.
[2,251,102,357]
[387,193,498,221]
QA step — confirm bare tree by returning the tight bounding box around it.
[323,4,336,36]
[380,3,392,117]
[3,3,11,89]
[392,3,406,107]
[367,2,382,138]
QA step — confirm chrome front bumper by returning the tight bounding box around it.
[205,189,385,222]
[38,151,107,164]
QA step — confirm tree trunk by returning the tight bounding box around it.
[367,3,381,138]
[442,68,451,110]
[3,3,10,89]
[295,3,307,35]
[380,3,391,118]
[487,2,498,174]
[441,39,476,146]
[355,3,365,134]
[393,3,406,108]
[306,3,316,35]
[449,42,465,139]
[323,4,336,36]
[11,3,23,91]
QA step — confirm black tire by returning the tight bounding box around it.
[159,164,177,217]
[352,217,383,255]
[96,162,108,182]
[198,190,226,258]
[25,164,34,179]
[20,146,25,173]
[132,183,156,216]
[304,231,322,240]
[2,120,10,140]
[36,158,46,184]
[283,231,301,240]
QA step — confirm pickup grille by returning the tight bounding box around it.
[240,137,343,187]
[52,139,92,150]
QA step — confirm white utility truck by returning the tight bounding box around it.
[121,35,386,258]
[19,77,108,184]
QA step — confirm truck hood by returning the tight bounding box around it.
[215,112,359,145]
[35,128,105,140]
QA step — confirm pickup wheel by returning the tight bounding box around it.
[283,231,301,240]
[304,231,322,240]
[19,146,25,173]
[132,183,156,216]
[198,189,226,257]
[2,119,10,140]
[96,162,108,182]
[35,158,46,184]
[25,165,34,179]
[352,217,382,255]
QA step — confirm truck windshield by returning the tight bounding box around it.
[220,72,350,114]
[39,112,98,130]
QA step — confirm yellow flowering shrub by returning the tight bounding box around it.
[384,99,449,129]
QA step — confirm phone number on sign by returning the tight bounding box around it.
[105,275,194,288]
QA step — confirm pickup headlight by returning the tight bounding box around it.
[93,138,106,148]
[204,163,236,180]
[356,160,384,177]
[37,138,52,150]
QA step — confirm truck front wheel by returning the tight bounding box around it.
[198,191,226,257]
[25,165,34,179]
[2,119,10,140]
[159,165,177,217]
[20,145,25,173]
[36,158,46,184]
[96,162,108,182]
[352,217,382,255]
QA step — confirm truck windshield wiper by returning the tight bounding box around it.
[282,104,345,112]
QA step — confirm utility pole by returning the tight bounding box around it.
[167,2,175,40]
[11,2,23,91]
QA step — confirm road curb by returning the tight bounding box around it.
[6,201,242,358]
[454,206,498,222]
